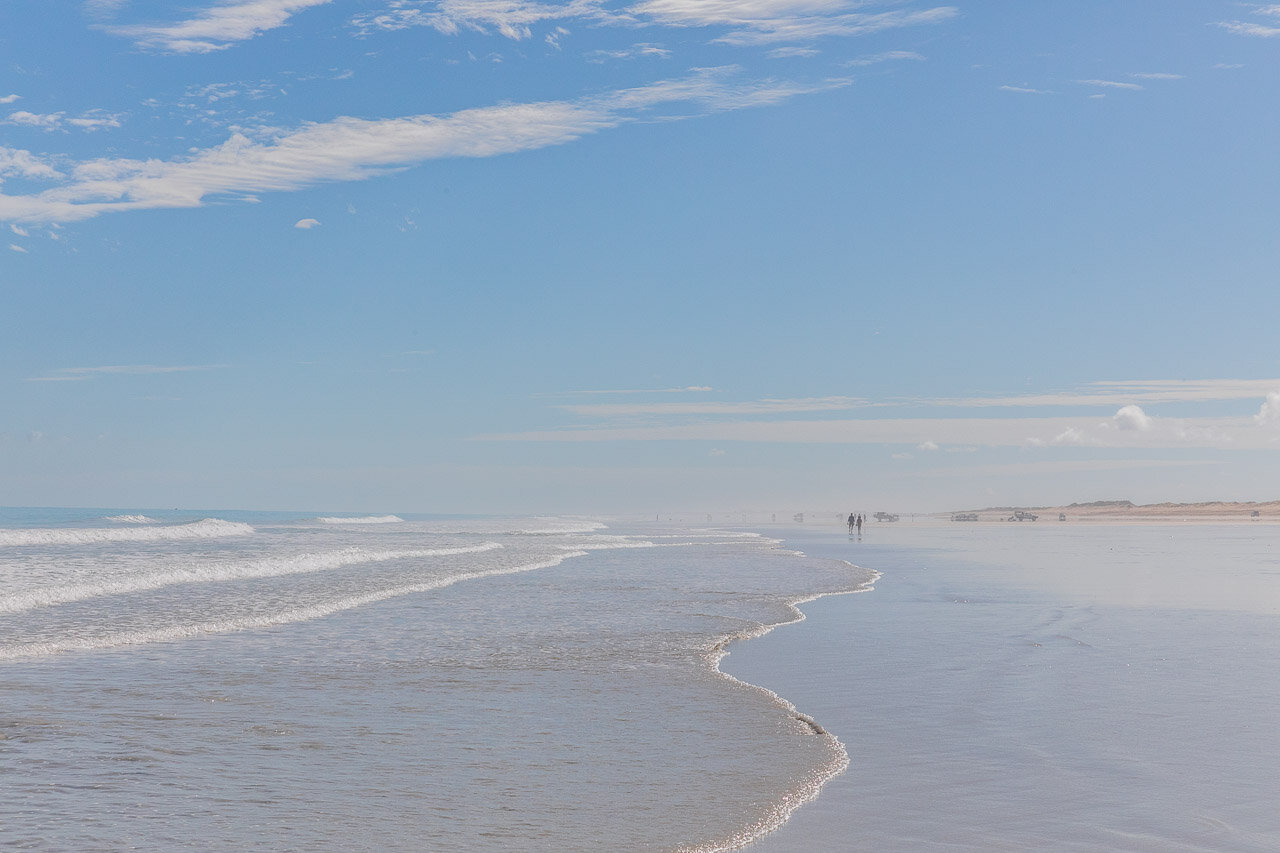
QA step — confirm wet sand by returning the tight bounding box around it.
[725,523,1280,852]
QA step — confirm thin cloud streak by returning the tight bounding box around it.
[26,365,225,382]
[559,396,868,416]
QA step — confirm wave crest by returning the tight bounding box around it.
[0,542,504,614]
[0,518,254,547]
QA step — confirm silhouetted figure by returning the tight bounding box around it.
[856,514,863,536]
[847,513,856,534]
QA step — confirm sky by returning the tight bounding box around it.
[2,0,1279,515]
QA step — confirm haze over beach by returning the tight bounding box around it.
[3,2,1280,852]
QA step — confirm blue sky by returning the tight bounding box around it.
[2,0,1279,514]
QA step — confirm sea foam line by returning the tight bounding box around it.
[0,543,503,614]
[0,518,254,547]
[0,551,586,661]
[316,515,405,524]
[677,562,881,853]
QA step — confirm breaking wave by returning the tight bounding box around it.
[0,542,504,614]
[103,515,159,524]
[0,518,255,547]
[0,551,583,660]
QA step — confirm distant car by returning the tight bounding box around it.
[1007,510,1038,522]
[873,512,899,522]
[951,513,978,522]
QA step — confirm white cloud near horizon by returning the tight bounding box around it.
[0,69,842,225]
[107,0,334,53]
[483,380,1280,451]
[294,217,321,228]
[0,95,21,105]
[477,411,1280,450]
[931,378,1280,408]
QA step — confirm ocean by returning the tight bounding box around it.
[0,508,874,852]
[6,509,1279,851]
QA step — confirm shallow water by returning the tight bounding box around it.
[727,522,1280,852]
[0,509,873,851]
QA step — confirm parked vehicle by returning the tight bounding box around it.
[1007,510,1038,522]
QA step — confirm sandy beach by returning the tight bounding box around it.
[725,522,1280,852]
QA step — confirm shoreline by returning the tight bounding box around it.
[684,541,880,852]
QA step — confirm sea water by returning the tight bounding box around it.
[728,522,1280,852]
[0,508,874,851]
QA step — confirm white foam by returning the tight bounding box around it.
[316,515,405,524]
[0,542,504,614]
[0,550,584,660]
[512,518,608,535]
[680,564,882,853]
[103,515,159,524]
[0,518,254,547]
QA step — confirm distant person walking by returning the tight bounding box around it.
[848,513,856,534]
[856,514,863,535]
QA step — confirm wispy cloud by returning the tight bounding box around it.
[559,396,868,417]
[1077,79,1143,90]
[0,95,21,105]
[844,49,924,66]
[354,0,604,41]
[1217,21,1280,37]
[558,385,713,395]
[9,243,28,253]
[1131,72,1183,80]
[0,69,843,224]
[356,0,956,45]
[26,365,225,382]
[767,46,820,58]
[107,0,334,53]
[999,85,1048,94]
[1216,5,1280,37]
[587,42,672,61]
[5,110,123,132]
[929,379,1280,408]
[6,111,67,130]
[294,217,321,228]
